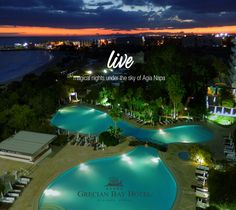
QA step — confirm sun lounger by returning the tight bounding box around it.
[226,153,236,161]
[224,137,233,141]
[18,178,30,184]
[196,187,208,193]
[0,197,15,203]
[14,183,25,188]
[226,153,235,157]
[17,180,28,185]
[7,192,19,197]
[224,142,234,147]
[224,150,235,155]
[196,175,208,180]
[225,145,235,150]
[196,169,208,176]
[197,180,206,186]
[196,198,210,209]
[20,177,31,181]
[197,165,209,171]
[195,190,209,199]
[9,189,21,193]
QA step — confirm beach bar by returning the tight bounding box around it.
[0,131,56,164]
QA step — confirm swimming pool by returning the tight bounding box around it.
[51,105,213,144]
[39,146,177,210]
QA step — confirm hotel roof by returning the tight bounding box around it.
[0,131,56,156]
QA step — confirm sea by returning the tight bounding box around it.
[0,50,53,84]
[0,36,114,84]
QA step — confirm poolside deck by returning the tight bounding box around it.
[3,120,231,210]
[8,139,133,210]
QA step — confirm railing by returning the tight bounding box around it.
[208,105,236,117]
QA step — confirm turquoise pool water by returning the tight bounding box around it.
[51,105,213,144]
[39,147,177,210]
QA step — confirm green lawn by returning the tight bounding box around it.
[207,114,235,126]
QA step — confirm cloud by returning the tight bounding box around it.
[167,15,195,23]
[0,0,235,30]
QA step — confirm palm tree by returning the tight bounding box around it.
[98,87,110,106]
[109,105,123,137]
[122,88,133,112]
[167,75,185,119]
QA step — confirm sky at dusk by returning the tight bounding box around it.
[0,0,236,36]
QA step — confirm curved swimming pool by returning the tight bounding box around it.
[39,146,177,210]
[51,105,213,144]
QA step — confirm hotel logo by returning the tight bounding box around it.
[105,177,123,188]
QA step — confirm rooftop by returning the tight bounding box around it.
[0,131,56,156]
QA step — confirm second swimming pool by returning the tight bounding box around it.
[51,105,213,144]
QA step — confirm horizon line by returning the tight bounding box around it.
[0,25,236,36]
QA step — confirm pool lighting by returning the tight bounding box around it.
[44,189,60,197]
[151,157,160,164]
[122,154,132,164]
[98,113,107,119]
[159,129,165,135]
[80,163,89,171]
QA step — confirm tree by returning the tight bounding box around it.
[189,145,212,165]
[108,126,122,137]
[97,87,111,106]
[220,88,235,108]
[208,168,236,208]
[99,131,119,146]
[150,98,165,122]
[122,88,134,111]
[167,74,185,119]
[109,105,123,137]
[8,105,35,130]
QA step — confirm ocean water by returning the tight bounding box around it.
[0,50,52,84]
[0,36,119,84]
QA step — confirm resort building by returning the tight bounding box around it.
[0,131,56,164]
[230,37,236,88]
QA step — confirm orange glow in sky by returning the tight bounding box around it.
[0,25,236,36]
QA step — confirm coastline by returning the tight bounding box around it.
[0,50,64,85]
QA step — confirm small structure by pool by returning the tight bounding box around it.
[0,131,56,163]
[39,146,177,210]
[51,105,213,144]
